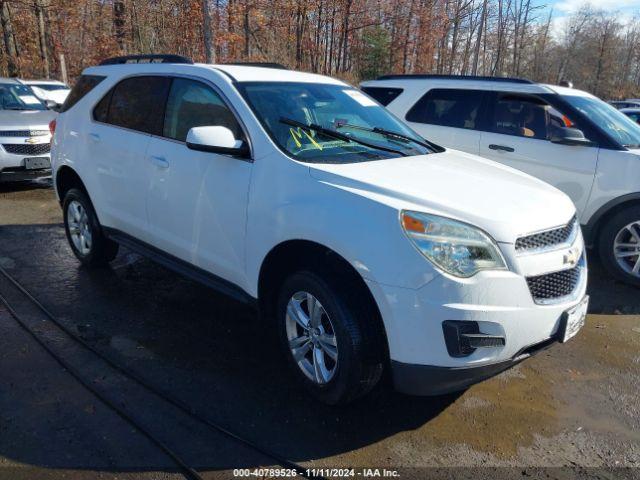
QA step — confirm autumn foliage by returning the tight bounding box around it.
[0,0,638,99]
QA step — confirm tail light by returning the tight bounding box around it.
[49,119,56,136]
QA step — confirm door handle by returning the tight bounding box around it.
[488,144,515,153]
[150,155,169,169]
[89,133,101,142]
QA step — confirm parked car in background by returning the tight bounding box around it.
[621,108,640,124]
[51,55,588,404]
[20,79,70,108]
[609,100,640,110]
[0,78,55,182]
[361,74,640,286]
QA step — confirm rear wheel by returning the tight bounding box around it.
[598,206,640,287]
[276,270,383,405]
[63,188,118,267]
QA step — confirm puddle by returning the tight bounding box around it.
[0,257,16,269]
[422,360,559,456]
[110,335,155,360]
[412,314,640,458]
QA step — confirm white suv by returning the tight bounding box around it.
[52,56,588,404]
[361,75,640,286]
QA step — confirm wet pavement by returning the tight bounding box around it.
[0,182,639,479]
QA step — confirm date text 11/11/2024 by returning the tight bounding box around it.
[233,468,401,477]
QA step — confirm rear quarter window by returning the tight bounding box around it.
[406,88,484,130]
[59,75,105,113]
[360,86,403,106]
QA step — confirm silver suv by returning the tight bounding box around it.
[0,78,56,182]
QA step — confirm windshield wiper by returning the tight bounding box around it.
[279,117,408,157]
[336,122,434,150]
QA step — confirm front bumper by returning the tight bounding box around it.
[365,238,587,395]
[0,166,51,182]
[0,150,51,182]
[391,334,558,396]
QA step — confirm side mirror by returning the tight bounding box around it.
[186,126,249,157]
[549,127,595,146]
[45,99,59,111]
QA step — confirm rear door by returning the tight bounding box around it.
[479,92,598,215]
[144,77,252,287]
[87,76,170,241]
[402,88,485,154]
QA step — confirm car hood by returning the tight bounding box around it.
[308,149,576,243]
[0,109,56,129]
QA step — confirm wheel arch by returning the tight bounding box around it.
[257,239,390,360]
[55,165,88,204]
[584,193,640,247]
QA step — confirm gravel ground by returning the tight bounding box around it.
[0,181,638,479]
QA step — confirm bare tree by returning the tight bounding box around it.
[34,0,49,78]
[202,0,215,62]
[0,0,19,76]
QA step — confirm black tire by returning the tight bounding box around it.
[597,206,640,287]
[62,188,119,267]
[276,269,384,405]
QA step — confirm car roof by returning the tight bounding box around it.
[211,64,345,85]
[84,62,347,86]
[0,77,23,85]
[360,75,594,98]
[22,79,67,86]
[621,107,640,113]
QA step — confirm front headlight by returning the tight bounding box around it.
[401,211,507,278]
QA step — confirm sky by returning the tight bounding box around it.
[533,0,640,37]
[546,0,640,14]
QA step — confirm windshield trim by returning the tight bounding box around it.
[236,81,434,164]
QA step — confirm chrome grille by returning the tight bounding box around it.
[526,261,583,303]
[0,130,49,137]
[515,215,577,253]
[3,143,51,155]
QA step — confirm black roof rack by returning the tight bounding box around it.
[223,62,288,69]
[375,74,533,84]
[99,54,193,66]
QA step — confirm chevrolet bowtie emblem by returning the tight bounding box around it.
[25,137,39,144]
[563,248,580,267]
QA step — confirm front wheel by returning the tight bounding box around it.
[598,206,640,287]
[63,188,119,267]
[276,270,383,405]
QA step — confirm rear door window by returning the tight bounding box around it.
[406,88,484,130]
[360,86,403,106]
[103,76,171,135]
[60,75,105,112]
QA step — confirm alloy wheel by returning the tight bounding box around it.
[613,220,640,277]
[67,200,92,256]
[285,291,338,385]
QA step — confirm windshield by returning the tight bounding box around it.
[238,82,432,163]
[564,94,640,149]
[0,84,47,111]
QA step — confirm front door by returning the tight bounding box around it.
[479,92,598,216]
[145,77,252,287]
